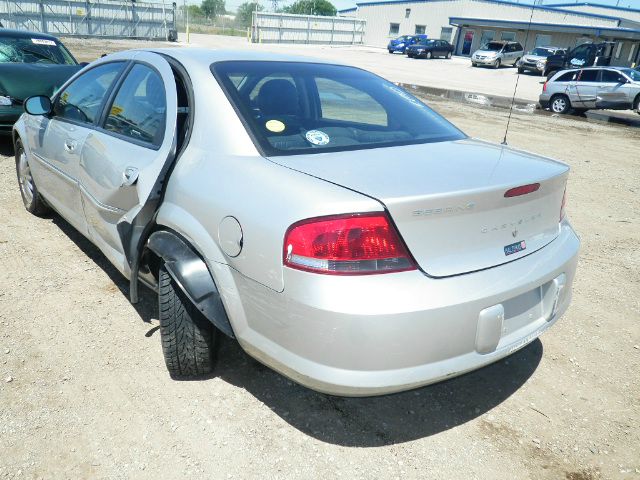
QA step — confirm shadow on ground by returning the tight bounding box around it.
[0,138,15,156]
[50,210,542,448]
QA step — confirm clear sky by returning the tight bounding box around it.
[215,0,638,16]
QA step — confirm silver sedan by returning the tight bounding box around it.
[12,49,580,396]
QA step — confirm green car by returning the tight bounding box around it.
[0,29,83,135]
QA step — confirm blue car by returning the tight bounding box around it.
[387,34,428,54]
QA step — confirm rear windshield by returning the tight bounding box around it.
[0,36,76,65]
[211,61,464,156]
[483,42,504,51]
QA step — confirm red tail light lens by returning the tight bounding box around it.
[504,183,540,197]
[560,187,567,222]
[543,81,548,92]
[283,213,416,275]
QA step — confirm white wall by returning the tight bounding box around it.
[355,0,621,47]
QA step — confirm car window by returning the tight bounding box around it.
[484,42,504,51]
[212,61,464,156]
[579,70,599,82]
[514,43,523,51]
[104,63,167,146]
[0,36,76,65]
[316,77,387,126]
[555,71,578,82]
[601,70,626,83]
[54,62,124,124]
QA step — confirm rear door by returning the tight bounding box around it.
[596,69,632,109]
[574,69,600,108]
[76,52,178,275]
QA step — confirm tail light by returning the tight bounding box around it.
[560,187,567,222]
[283,213,416,275]
[542,81,548,92]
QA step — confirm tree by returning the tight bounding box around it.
[200,0,225,19]
[236,1,263,26]
[282,0,336,16]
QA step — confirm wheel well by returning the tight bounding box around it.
[633,93,640,109]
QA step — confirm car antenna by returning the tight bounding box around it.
[502,2,537,146]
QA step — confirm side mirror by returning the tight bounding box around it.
[24,95,52,116]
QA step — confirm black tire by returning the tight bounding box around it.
[517,67,524,74]
[494,58,501,69]
[634,94,640,114]
[550,94,571,114]
[426,51,433,59]
[388,50,393,54]
[471,62,477,67]
[446,51,452,59]
[513,58,520,67]
[159,265,217,379]
[15,138,49,217]
[407,53,414,58]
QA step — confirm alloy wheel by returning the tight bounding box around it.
[17,148,34,207]
[551,97,567,113]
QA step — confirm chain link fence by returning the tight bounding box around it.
[0,0,176,40]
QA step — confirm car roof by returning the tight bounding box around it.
[0,28,61,41]
[147,48,344,66]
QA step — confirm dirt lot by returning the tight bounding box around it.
[1,37,639,480]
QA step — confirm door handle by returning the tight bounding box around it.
[121,167,139,187]
[64,140,77,152]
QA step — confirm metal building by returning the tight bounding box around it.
[338,0,640,67]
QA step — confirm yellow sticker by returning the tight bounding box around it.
[265,119,285,133]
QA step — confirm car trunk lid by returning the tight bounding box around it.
[268,139,568,277]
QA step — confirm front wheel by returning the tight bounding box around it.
[633,95,640,114]
[493,59,501,69]
[15,139,49,217]
[446,52,452,59]
[159,265,218,379]
[550,94,571,114]
[426,51,433,59]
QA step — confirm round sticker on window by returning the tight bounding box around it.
[265,119,285,133]
[305,130,330,146]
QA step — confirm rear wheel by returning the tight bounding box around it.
[550,94,571,114]
[158,265,218,379]
[426,51,433,59]
[15,138,49,217]
[633,94,640,114]
[517,67,524,74]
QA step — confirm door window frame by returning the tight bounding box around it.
[51,59,168,151]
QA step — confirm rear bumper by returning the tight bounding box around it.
[539,94,551,109]
[230,220,580,396]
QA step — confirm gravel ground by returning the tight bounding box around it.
[0,36,639,480]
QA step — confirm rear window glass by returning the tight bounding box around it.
[579,70,598,82]
[211,61,464,156]
[555,71,578,82]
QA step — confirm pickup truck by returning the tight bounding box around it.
[544,42,615,79]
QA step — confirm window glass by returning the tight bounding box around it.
[405,8,410,18]
[389,23,400,36]
[555,71,578,82]
[212,61,464,156]
[579,69,598,82]
[317,77,387,126]
[440,27,453,43]
[0,35,76,65]
[484,42,504,52]
[501,32,516,42]
[601,70,626,83]
[535,34,552,48]
[480,31,496,49]
[104,64,166,145]
[54,62,124,124]
[415,25,425,35]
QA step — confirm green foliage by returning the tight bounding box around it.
[185,4,204,19]
[236,1,263,26]
[200,0,225,19]
[282,0,337,16]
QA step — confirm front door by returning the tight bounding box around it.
[461,30,474,55]
[77,52,178,275]
[596,69,632,109]
[574,69,600,108]
[25,62,126,234]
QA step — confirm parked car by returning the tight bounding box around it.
[0,29,83,135]
[471,41,524,69]
[387,34,427,54]
[13,49,579,396]
[539,67,640,114]
[406,39,454,59]
[544,42,615,79]
[517,46,567,76]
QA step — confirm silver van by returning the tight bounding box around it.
[539,67,640,114]
[471,41,524,69]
